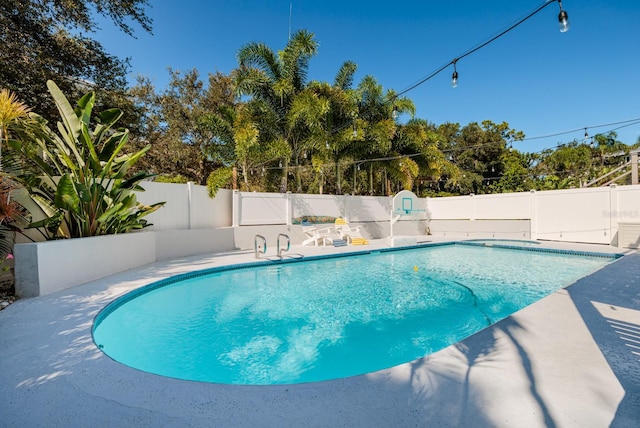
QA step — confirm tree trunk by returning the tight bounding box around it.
[281,159,288,192]
[295,155,302,192]
[336,159,342,195]
[369,164,374,195]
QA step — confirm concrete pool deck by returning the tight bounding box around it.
[1,239,639,427]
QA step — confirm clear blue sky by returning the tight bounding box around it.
[95,0,640,153]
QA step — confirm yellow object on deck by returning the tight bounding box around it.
[350,237,369,245]
[335,218,369,245]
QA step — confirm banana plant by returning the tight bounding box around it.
[9,80,164,239]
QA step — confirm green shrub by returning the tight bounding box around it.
[8,81,164,239]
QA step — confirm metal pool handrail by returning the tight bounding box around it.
[254,235,266,259]
[277,233,290,259]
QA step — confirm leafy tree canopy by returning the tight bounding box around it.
[129,70,237,185]
[0,0,151,126]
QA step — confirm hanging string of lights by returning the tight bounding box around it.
[522,117,640,142]
[394,0,570,98]
[315,0,573,150]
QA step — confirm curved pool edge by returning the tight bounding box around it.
[91,238,626,387]
[92,239,624,335]
[2,238,636,427]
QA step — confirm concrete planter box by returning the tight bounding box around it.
[14,233,156,298]
[13,228,242,298]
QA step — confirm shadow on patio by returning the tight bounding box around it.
[567,251,640,426]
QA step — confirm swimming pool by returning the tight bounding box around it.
[93,243,619,385]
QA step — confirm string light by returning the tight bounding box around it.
[451,60,458,88]
[395,0,570,99]
[557,0,570,32]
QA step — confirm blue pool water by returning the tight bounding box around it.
[93,244,618,385]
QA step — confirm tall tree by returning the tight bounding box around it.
[234,29,319,192]
[391,119,445,195]
[352,76,413,195]
[129,70,237,184]
[534,142,593,189]
[303,61,359,194]
[443,121,524,194]
[0,0,151,125]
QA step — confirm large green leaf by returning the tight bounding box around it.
[46,81,82,141]
[54,174,81,213]
[75,91,95,127]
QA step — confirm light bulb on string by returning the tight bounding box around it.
[451,59,458,88]
[392,105,398,119]
[558,0,570,32]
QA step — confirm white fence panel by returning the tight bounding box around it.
[138,181,190,230]
[535,188,612,244]
[190,187,232,228]
[291,194,344,219]
[238,192,287,225]
[474,192,533,219]
[290,194,392,222]
[426,195,473,219]
[614,185,640,223]
[346,195,391,222]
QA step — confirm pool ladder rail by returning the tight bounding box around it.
[254,234,302,260]
[277,233,290,258]
[254,234,267,259]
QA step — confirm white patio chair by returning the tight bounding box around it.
[334,218,369,245]
[301,225,332,246]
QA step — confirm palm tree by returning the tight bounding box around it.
[234,29,319,192]
[390,119,446,194]
[352,76,413,195]
[302,61,360,194]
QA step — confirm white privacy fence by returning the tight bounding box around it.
[232,192,422,226]
[138,182,232,230]
[425,185,640,244]
[136,181,640,245]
